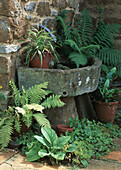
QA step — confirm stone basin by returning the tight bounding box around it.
[17,57,101,97]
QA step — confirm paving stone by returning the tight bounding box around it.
[0,149,16,164]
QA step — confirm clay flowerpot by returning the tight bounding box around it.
[30,51,52,69]
[93,100,119,123]
[56,124,74,136]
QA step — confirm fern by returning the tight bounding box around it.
[75,8,93,45]
[33,113,50,128]
[41,95,65,109]
[92,22,121,48]
[68,52,87,67]
[0,119,13,149]
[9,79,22,106]
[14,118,21,133]
[26,82,51,104]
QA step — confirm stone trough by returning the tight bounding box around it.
[17,57,102,127]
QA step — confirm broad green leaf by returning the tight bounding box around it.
[38,149,50,158]
[41,127,58,145]
[81,160,88,167]
[51,151,65,160]
[104,79,110,91]
[34,135,50,147]
[26,146,40,162]
[54,136,70,148]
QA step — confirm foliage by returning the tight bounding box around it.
[16,131,43,154]
[56,9,99,68]
[78,6,121,77]
[0,80,65,150]
[0,86,5,101]
[26,127,74,164]
[66,117,116,167]
[94,67,121,103]
[9,79,64,108]
[57,7,121,76]
[23,27,59,67]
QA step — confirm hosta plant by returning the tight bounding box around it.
[27,127,75,164]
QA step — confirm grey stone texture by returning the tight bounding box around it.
[24,2,36,12]
[0,18,13,43]
[17,57,101,97]
[0,44,20,54]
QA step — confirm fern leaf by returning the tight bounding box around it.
[0,120,13,149]
[63,40,81,53]
[26,82,51,104]
[75,8,93,44]
[9,79,22,106]
[41,95,65,109]
[33,113,50,128]
[14,118,21,133]
[68,52,87,67]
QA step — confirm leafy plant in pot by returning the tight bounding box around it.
[24,27,59,68]
[93,67,121,123]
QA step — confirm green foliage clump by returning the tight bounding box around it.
[66,117,118,167]
[56,9,99,68]
[57,6,121,77]
[94,67,121,103]
[26,127,74,165]
[0,80,65,150]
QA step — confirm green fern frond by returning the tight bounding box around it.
[0,120,13,149]
[9,79,21,106]
[68,52,87,67]
[41,95,65,109]
[92,22,121,48]
[63,40,81,53]
[26,83,51,104]
[33,113,50,127]
[98,48,121,65]
[75,8,93,45]
[14,118,21,133]
[22,110,33,128]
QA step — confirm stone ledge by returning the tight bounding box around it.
[0,44,20,54]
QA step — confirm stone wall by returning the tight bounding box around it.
[0,0,121,110]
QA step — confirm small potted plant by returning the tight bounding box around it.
[24,27,59,68]
[93,67,121,123]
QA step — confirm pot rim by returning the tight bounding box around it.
[94,99,119,105]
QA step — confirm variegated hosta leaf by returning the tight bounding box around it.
[24,104,44,112]
[15,107,26,115]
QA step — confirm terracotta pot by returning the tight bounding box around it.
[93,100,119,123]
[56,124,73,136]
[30,51,51,69]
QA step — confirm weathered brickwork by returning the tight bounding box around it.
[0,0,121,110]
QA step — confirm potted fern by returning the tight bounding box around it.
[23,27,59,68]
[93,67,121,123]
[0,80,65,150]
[56,9,100,69]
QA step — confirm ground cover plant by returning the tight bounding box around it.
[65,117,121,168]
[15,116,121,168]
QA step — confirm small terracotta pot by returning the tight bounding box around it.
[30,51,51,69]
[93,100,119,123]
[56,124,73,136]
